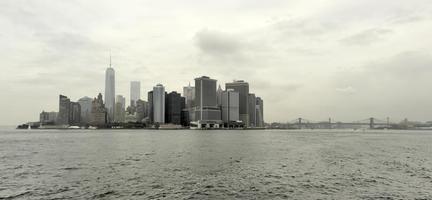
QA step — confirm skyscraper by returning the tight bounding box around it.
[165,91,182,124]
[183,82,195,109]
[217,84,223,107]
[192,76,222,128]
[90,93,107,126]
[130,81,140,107]
[256,97,264,127]
[136,99,149,122]
[114,95,126,122]
[69,102,81,126]
[58,95,81,126]
[248,93,256,127]
[39,111,57,125]
[221,89,240,127]
[78,96,92,125]
[226,80,249,126]
[58,95,70,125]
[105,55,115,122]
[183,82,195,126]
[148,91,154,123]
[152,84,165,124]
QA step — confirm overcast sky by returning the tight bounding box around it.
[1,0,432,125]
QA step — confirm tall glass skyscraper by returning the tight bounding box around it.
[105,58,115,122]
[192,76,222,128]
[130,81,140,107]
[226,80,249,126]
[152,84,165,123]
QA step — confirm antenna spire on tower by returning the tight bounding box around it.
[109,50,112,68]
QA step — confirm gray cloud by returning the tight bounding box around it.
[194,29,244,56]
[340,28,393,46]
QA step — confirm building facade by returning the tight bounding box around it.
[226,80,249,126]
[165,91,182,124]
[69,102,81,126]
[136,99,149,122]
[152,84,165,124]
[90,93,107,126]
[147,91,154,123]
[105,66,115,122]
[58,95,70,125]
[78,96,92,125]
[39,111,58,125]
[114,95,126,122]
[192,76,222,128]
[221,89,240,126]
[183,83,195,109]
[248,93,256,127]
[256,97,264,127]
[130,81,140,107]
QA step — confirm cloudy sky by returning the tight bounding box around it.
[1,0,432,125]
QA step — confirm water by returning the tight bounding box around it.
[0,128,431,199]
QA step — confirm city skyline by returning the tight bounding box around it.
[1,0,432,125]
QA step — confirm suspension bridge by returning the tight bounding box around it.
[286,117,397,129]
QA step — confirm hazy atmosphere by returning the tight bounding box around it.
[1,0,432,125]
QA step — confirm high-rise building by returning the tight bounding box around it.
[226,80,249,125]
[217,84,223,107]
[248,93,256,127]
[256,97,264,127]
[165,91,182,124]
[130,81,140,107]
[90,93,107,126]
[114,95,126,122]
[39,111,58,125]
[180,97,189,126]
[152,84,165,124]
[148,91,154,123]
[78,96,92,125]
[192,76,222,128]
[69,102,81,126]
[105,56,115,122]
[183,83,195,126]
[221,89,240,126]
[58,95,70,125]
[136,99,149,122]
[183,83,195,109]
[57,95,81,126]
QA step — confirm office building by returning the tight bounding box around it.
[191,76,222,128]
[39,111,58,125]
[136,99,149,122]
[217,84,223,107]
[256,97,264,127]
[69,102,81,126]
[148,91,153,123]
[78,96,92,125]
[58,95,71,125]
[226,80,249,125]
[221,89,240,126]
[105,57,115,122]
[130,81,140,107]
[152,84,165,124]
[183,83,195,109]
[248,93,256,127]
[165,91,182,124]
[114,95,126,122]
[90,93,107,126]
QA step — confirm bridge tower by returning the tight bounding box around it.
[298,118,302,129]
[369,117,375,129]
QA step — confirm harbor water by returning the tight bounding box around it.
[0,128,431,199]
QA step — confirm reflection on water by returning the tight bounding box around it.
[0,129,431,199]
